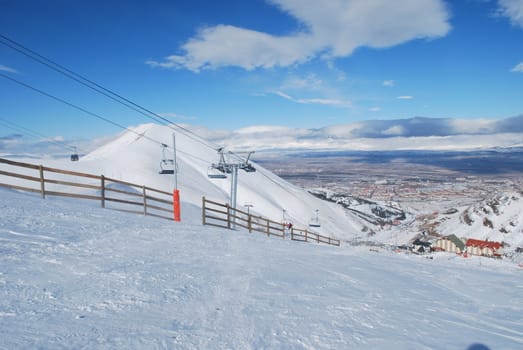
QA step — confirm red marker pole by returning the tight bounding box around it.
[173,189,181,222]
[172,133,181,222]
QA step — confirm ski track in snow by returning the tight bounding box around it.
[1,189,523,349]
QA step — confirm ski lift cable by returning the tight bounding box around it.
[0,72,167,148]
[0,34,222,152]
[0,116,78,152]
[1,72,284,209]
[0,34,254,169]
[0,34,255,168]
[0,73,214,167]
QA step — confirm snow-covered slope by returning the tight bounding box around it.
[35,123,364,239]
[1,188,523,349]
[435,191,523,248]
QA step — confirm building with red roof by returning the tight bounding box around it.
[465,239,503,257]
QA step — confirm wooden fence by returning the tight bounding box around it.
[0,158,175,221]
[1,158,341,247]
[202,197,340,246]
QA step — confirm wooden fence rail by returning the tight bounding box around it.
[0,158,175,221]
[202,196,340,246]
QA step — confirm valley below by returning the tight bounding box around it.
[258,148,523,252]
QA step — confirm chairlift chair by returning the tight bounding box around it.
[159,144,175,175]
[70,147,79,162]
[238,151,256,172]
[241,163,256,172]
[207,166,227,179]
[159,160,175,175]
[309,209,321,228]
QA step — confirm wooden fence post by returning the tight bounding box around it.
[101,175,105,208]
[290,227,294,240]
[305,229,308,242]
[248,214,252,233]
[202,197,206,226]
[266,220,270,237]
[39,165,45,199]
[142,186,147,215]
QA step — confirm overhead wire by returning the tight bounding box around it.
[0,33,223,152]
[1,68,292,205]
[0,72,212,165]
[0,33,258,174]
[0,116,77,152]
[0,72,165,148]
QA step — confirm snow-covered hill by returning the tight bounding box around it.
[21,123,365,240]
[434,191,523,248]
[1,187,523,349]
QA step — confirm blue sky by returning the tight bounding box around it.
[1,0,523,144]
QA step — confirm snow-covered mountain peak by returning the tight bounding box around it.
[65,123,366,239]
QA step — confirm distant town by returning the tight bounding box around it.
[258,149,523,260]
[258,149,523,206]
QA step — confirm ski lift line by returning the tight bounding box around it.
[254,165,307,204]
[1,74,212,167]
[1,74,296,203]
[1,74,211,167]
[1,34,256,170]
[0,34,252,164]
[0,36,168,131]
[0,72,167,148]
[0,34,222,153]
[1,34,248,169]
[0,117,78,152]
[227,150,255,164]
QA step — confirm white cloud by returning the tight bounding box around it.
[449,118,497,134]
[512,61,523,72]
[44,136,65,142]
[498,0,523,28]
[397,95,414,100]
[382,80,395,87]
[190,115,523,152]
[0,64,17,73]
[146,25,313,71]
[159,112,197,121]
[382,125,405,136]
[369,106,381,112]
[280,74,324,90]
[148,0,451,71]
[273,91,351,107]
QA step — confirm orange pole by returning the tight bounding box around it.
[173,189,181,222]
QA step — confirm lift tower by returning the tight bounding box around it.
[208,149,256,227]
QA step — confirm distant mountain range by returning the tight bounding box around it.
[200,115,523,152]
[2,115,523,156]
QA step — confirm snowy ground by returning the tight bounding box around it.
[1,188,523,349]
